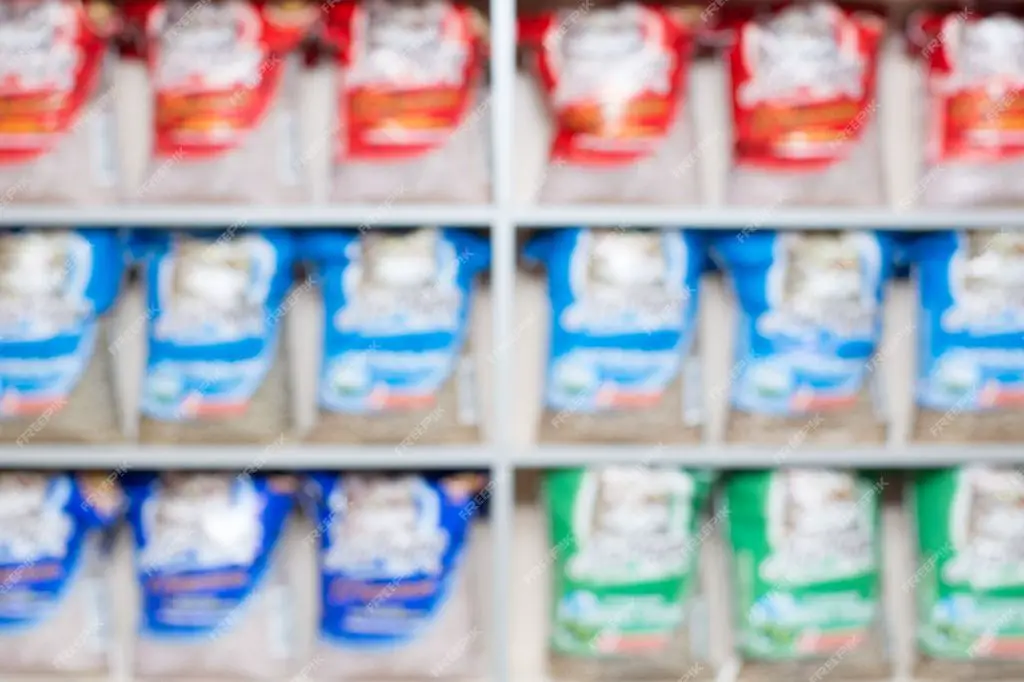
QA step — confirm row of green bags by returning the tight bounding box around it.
[544,466,1024,682]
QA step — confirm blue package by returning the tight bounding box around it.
[124,473,295,676]
[0,473,121,670]
[713,230,895,423]
[129,229,295,424]
[298,228,489,432]
[911,231,1024,420]
[0,229,123,425]
[523,228,706,441]
[305,473,478,660]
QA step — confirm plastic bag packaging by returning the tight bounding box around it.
[725,469,889,682]
[325,0,490,204]
[910,11,1024,208]
[126,472,298,680]
[300,228,489,444]
[525,228,705,444]
[519,4,701,205]
[721,2,885,207]
[712,230,894,446]
[909,231,1024,442]
[0,229,125,445]
[122,0,314,204]
[130,229,296,445]
[304,471,484,680]
[0,0,119,206]
[544,467,716,682]
[913,467,1024,681]
[0,472,122,676]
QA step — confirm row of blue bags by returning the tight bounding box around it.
[0,470,488,679]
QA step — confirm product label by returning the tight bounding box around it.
[301,228,488,414]
[0,229,121,419]
[729,3,882,170]
[920,13,1024,164]
[524,229,701,413]
[715,231,891,417]
[727,470,881,659]
[126,473,293,638]
[143,0,288,160]
[545,467,712,657]
[0,1,107,165]
[328,0,480,161]
[308,473,474,647]
[913,231,1024,411]
[134,230,293,422]
[0,473,119,630]
[916,467,1024,658]
[522,4,689,165]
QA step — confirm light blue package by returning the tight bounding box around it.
[0,473,121,672]
[523,228,705,438]
[911,231,1024,415]
[0,229,122,424]
[304,472,478,673]
[299,228,489,416]
[129,229,295,423]
[124,473,296,677]
[712,230,895,420]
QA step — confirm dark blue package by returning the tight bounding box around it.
[129,229,297,444]
[524,227,706,444]
[299,228,490,445]
[125,472,298,680]
[304,472,483,679]
[909,230,1024,442]
[713,229,896,445]
[0,472,122,675]
[0,229,125,443]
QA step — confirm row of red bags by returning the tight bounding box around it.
[521,2,1024,207]
[2,0,1023,208]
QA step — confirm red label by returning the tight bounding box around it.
[327,1,481,162]
[728,4,882,170]
[0,1,107,166]
[140,0,299,160]
[521,5,690,166]
[919,12,1024,164]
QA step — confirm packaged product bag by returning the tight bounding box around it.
[126,472,298,680]
[131,229,296,444]
[0,229,125,444]
[909,11,1024,207]
[301,228,489,444]
[324,0,490,204]
[524,228,705,444]
[713,230,894,446]
[544,467,715,682]
[0,0,119,205]
[725,469,888,682]
[305,472,483,679]
[123,0,314,204]
[0,472,122,676]
[911,231,1024,442]
[518,4,701,205]
[913,466,1024,680]
[721,2,885,207]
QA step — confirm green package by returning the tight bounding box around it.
[724,469,888,680]
[544,466,714,680]
[913,466,1024,679]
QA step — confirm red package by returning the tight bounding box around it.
[910,10,1024,207]
[325,0,489,204]
[723,2,885,207]
[519,4,700,205]
[124,0,314,204]
[0,0,119,206]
